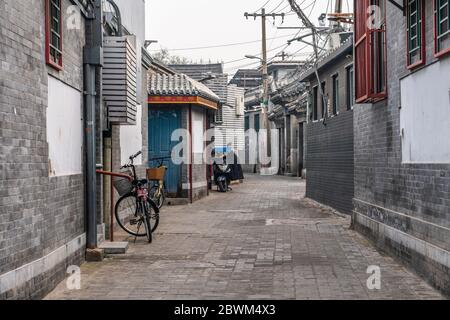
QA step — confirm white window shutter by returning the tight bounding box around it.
[236,95,245,116]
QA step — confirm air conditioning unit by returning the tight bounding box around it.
[236,96,245,116]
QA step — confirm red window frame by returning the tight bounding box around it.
[45,0,63,70]
[434,0,450,58]
[354,0,387,103]
[407,0,426,69]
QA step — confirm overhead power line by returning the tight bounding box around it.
[255,0,273,12]
[269,0,285,13]
[150,33,297,52]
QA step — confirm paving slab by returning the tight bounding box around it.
[45,174,444,300]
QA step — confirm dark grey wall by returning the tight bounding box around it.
[353,1,450,296]
[304,47,354,214]
[306,110,354,214]
[0,0,86,299]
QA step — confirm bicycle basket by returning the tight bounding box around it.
[147,167,166,181]
[113,176,133,197]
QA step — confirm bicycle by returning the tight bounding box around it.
[114,151,160,243]
[147,156,170,209]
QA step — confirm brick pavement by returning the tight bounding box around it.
[45,175,444,300]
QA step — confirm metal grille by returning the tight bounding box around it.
[103,36,138,125]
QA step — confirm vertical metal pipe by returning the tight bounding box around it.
[189,105,193,203]
[110,141,114,242]
[85,63,97,249]
[110,177,114,242]
[84,0,104,249]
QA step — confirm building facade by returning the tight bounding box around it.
[353,0,450,296]
[147,73,220,202]
[0,0,89,299]
[301,38,354,214]
[170,63,246,167]
[243,61,305,174]
[229,68,262,90]
[268,80,306,177]
[0,0,150,299]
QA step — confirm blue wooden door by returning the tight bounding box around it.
[148,108,181,195]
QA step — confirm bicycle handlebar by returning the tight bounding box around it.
[120,151,142,171]
[130,151,142,160]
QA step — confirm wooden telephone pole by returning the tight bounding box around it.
[244,9,285,169]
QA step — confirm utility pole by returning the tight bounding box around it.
[244,9,285,169]
[275,51,289,60]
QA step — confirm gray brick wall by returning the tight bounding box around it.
[353,1,450,296]
[0,0,86,299]
[306,110,354,214]
[304,49,354,214]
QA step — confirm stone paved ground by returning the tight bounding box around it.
[45,175,444,300]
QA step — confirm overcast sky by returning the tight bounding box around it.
[145,0,353,75]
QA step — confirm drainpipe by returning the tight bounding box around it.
[189,104,193,203]
[84,0,103,249]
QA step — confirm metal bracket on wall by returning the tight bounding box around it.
[83,46,104,66]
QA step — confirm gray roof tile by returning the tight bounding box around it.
[148,73,220,102]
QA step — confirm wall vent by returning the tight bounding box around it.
[103,36,138,125]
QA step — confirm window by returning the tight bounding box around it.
[332,75,339,115]
[354,0,387,103]
[435,0,450,57]
[312,86,318,121]
[346,66,354,110]
[254,114,260,132]
[407,0,425,68]
[321,82,326,119]
[214,106,223,123]
[245,116,250,131]
[45,0,63,70]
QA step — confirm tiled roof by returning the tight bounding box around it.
[298,35,353,81]
[169,64,224,80]
[148,73,220,103]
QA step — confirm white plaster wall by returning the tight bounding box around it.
[114,0,145,101]
[192,110,204,154]
[46,75,83,177]
[400,58,450,163]
[120,104,143,165]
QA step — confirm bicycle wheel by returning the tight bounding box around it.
[115,193,159,237]
[142,201,152,243]
[115,194,146,237]
[217,179,228,192]
[149,198,160,233]
[150,185,166,209]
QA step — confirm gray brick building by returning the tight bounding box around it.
[353,0,450,296]
[0,0,88,299]
[301,38,354,215]
[0,0,150,299]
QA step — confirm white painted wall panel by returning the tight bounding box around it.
[120,104,143,165]
[400,58,450,163]
[192,110,204,154]
[114,0,145,101]
[46,76,83,177]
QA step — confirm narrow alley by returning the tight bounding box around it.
[46,175,443,300]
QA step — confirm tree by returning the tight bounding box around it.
[151,48,192,65]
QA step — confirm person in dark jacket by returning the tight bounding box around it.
[228,150,244,182]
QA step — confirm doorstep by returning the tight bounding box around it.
[98,241,129,254]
